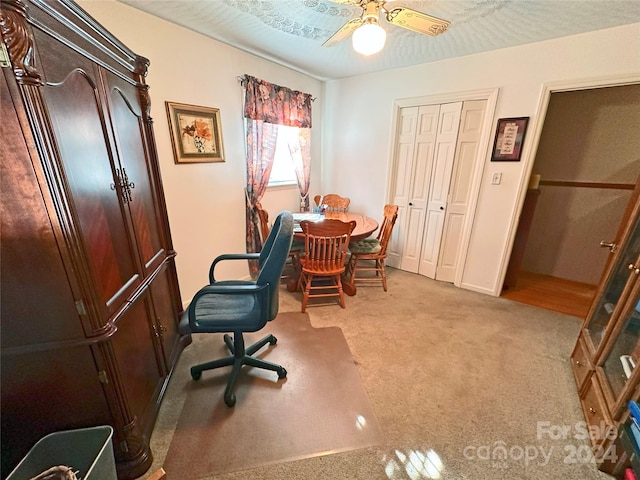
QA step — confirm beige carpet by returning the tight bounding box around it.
[142,268,612,480]
[162,312,384,478]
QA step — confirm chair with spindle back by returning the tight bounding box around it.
[346,204,398,291]
[313,194,350,212]
[297,218,356,312]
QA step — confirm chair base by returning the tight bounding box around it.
[190,332,287,407]
[347,256,388,291]
[298,271,346,313]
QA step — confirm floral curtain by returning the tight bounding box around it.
[289,128,311,211]
[243,75,313,274]
[244,119,278,276]
[244,74,312,128]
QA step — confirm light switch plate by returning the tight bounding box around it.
[492,172,502,185]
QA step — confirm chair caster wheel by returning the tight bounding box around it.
[191,369,202,380]
[277,367,287,379]
[224,394,236,407]
[269,335,277,346]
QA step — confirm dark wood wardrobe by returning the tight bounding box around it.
[0,0,190,478]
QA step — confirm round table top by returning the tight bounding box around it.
[293,212,378,242]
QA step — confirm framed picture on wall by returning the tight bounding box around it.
[165,101,225,163]
[490,117,529,162]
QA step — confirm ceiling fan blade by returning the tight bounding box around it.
[322,17,363,47]
[385,7,450,36]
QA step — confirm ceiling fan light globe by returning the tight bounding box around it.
[352,22,386,56]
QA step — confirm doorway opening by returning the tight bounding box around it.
[502,83,640,318]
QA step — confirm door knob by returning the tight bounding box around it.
[440,206,444,210]
[409,202,413,206]
[599,241,618,253]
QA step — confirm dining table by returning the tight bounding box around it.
[287,211,379,296]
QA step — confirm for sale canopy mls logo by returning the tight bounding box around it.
[462,420,618,470]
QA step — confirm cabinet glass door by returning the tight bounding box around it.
[599,266,640,414]
[586,212,640,351]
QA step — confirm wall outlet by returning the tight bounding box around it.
[492,172,502,185]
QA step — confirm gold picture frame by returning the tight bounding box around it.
[165,101,225,163]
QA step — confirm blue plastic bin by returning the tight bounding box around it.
[6,426,116,480]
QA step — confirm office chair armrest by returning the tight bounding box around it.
[209,253,261,283]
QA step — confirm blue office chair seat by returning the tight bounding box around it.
[179,211,294,407]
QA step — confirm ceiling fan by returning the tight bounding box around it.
[322,0,450,56]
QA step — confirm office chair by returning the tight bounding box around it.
[179,211,294,407]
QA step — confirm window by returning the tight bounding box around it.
[268,125,299,187]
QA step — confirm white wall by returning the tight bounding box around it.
[78,0,324,301]
[323,23,640,295]
[78,0,640,299]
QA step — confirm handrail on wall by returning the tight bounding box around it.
[538,180,635,190]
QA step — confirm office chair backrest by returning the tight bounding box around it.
[257,210,294,319]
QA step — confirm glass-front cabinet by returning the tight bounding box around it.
[598,268,640,418]
[570,182,640,477]
[584,215,640,355]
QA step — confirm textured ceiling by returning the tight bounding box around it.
[117,0,640,80]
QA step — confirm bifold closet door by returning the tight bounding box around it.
[434,99,487,282]
[391,104,441,273]
[417,102,462,278]
[389,100,486,283]
[388,103,462,277]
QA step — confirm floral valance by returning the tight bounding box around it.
[243,74,313,128]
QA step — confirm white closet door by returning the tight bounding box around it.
[418,102,463,278]
[387,106,418,268]
[436,100,487,282]
[399,105,441,273]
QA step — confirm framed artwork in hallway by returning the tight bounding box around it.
[491,117,529,162]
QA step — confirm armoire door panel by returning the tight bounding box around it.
[148,265,183,374]
[1,72,86,347]
[104,70,166,274]
[111,297,163,425]
[38,37,140,318]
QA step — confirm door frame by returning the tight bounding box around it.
[499,73,640,294]
[386,87,499,286]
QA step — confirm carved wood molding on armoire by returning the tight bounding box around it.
[0,0,191,478]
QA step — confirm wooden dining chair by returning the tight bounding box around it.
[255,201,271,245]
[346,204,399,291]
[314,194,350,212]
[297,219,356,312]
[255,202,303,267]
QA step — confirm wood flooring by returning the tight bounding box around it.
[501,271,597,319]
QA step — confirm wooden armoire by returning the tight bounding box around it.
[0,0,191,478]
